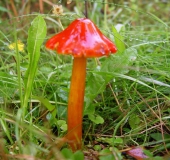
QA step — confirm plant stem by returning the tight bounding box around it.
[85,0,88,18]
[14,30,23,117]
[104,0,108,29]
[39,0,44,13]
[66,57,87,151]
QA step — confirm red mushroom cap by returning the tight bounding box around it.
[46,18,117,57]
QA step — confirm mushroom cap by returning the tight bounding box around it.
[46,18,117,57]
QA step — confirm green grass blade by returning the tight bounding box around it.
[0,71,18,87]
[147,12,169,28]
[0,118,13,144]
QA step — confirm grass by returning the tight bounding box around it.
[0,0,170,159]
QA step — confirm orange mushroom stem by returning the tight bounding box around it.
[66,57,86,150]
[46,18,117,151]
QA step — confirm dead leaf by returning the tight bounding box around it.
[125,147,148,160]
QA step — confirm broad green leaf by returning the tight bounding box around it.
[86,72,106,97]
[57,87,68,101]
[112,25,125,54]
[84,72,108,115]
[84,102,95,115]
[84,48,137,116]
[150,133,170,141]
[101,48,137,74]
[88,114,104,124]
[23,16,46,111]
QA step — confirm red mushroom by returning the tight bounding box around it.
[46,18,117,151]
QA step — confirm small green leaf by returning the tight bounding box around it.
[60,123,67,132]
[0,6,9,12]
[129,114,141,130]
[57,120,67,132]
[88,114,104,124]
[99,148,114,160]
[61,148,73,159]
[114,137,123,144]
[61,149,84,160]
[112,26,125,54]
[94,145,102,151]
[34,96,57,118]
[73,150,84,160]
[97,137,123,145]
[143,149,153,158]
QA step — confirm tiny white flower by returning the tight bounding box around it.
[52,5,63,16]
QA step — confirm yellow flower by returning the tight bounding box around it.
[52,5,63,16]
[8,40,24,52]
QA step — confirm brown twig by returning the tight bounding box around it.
[4,1,12,19]
[156,94,169,154]
[39,0,44,13]
[88,123,164,138]
[108,83,123,112]
[10,0,19,19]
